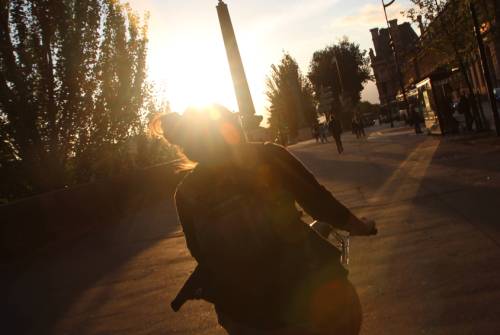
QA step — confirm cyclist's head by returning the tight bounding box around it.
[152,104,245,163]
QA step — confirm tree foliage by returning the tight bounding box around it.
[405,0,494,67]
[404,0,495,131]
[357,101,381,117]
[266,53,317,139]
[0,0,171,201]
[308,38,371,111]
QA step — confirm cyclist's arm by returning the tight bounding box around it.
[265,143,369,234]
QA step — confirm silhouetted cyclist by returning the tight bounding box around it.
[154,104,376,334]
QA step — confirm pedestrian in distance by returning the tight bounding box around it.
[356,116,366,138]
[275,128,288,147]
[442,94,459,134]
[312,124,320,143]
[329,116,344,154]
[351,117,359,139]
[155,104,376,335]
[328,117,336,138]
[459,93,474,132]
[410,104,423,134]
[319,123,329,143]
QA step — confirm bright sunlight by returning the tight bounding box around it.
[130,0,283,119]
[147,32,239,113]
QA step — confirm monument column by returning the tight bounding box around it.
[216,1,261,130]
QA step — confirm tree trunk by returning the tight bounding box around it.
[0,3,46,193]
[38,12,66,190]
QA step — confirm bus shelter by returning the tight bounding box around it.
[416,77,445,134]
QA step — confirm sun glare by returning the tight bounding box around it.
[140,2,271,122]
[147,33,238,114]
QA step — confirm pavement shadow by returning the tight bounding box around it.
[2,191,180,335]
[291,143,412,200]
[414,139,500,243]
[379,139,500,332]
[294,135,500,332]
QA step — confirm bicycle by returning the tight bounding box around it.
[310,220,350,266]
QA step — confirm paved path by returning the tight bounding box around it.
[292,129,500,334]
[5,126,500,334]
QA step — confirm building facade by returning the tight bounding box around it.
[370,4,500,134]
[369,19,419,109]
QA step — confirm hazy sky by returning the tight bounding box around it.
[127,0,413,117]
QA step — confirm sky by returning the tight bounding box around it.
[127,0,413,118]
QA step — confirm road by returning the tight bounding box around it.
[5,125,500,334]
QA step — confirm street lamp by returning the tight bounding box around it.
[332,54,343,94]
[331,54,344,112]
[331,54,349,123]
[381,0,408,128]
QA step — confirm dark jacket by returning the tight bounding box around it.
[173,143,351,328]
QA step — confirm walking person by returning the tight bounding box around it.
[442,94,459,134]
[328,117,336,138]
[351,117,359,139]
[459,93,473,132]
[356,116,366,138]
[312,124,320,143]
[330,115,344,154]
[410,104,423,134]
[157,105,376,334]
[468,93,482,131]
[319,123,329,143]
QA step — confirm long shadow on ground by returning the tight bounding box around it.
[2,193,179,335]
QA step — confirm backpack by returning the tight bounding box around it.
[180,166,278,282]
[173,147,347,322]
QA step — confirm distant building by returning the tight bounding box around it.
[370,9,500,134]
[369,19,419,109]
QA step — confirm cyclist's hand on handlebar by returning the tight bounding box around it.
[349,217,377,236]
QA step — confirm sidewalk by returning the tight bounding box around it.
[4,126,500,334]
[291,127,500,334]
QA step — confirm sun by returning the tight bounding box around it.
[143,10,269,123]
[147,32,238,114]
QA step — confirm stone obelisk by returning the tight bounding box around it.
[216,1,261,129]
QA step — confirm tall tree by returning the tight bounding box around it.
[308,38,371,124]
[266,53,317,139]
[0,0,149,199]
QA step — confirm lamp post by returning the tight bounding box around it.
[332,55,344,93]
[331,54,344,118]
[381,0,408,128]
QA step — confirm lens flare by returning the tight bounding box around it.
[209,108,222,121]
[220,122,241,145]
